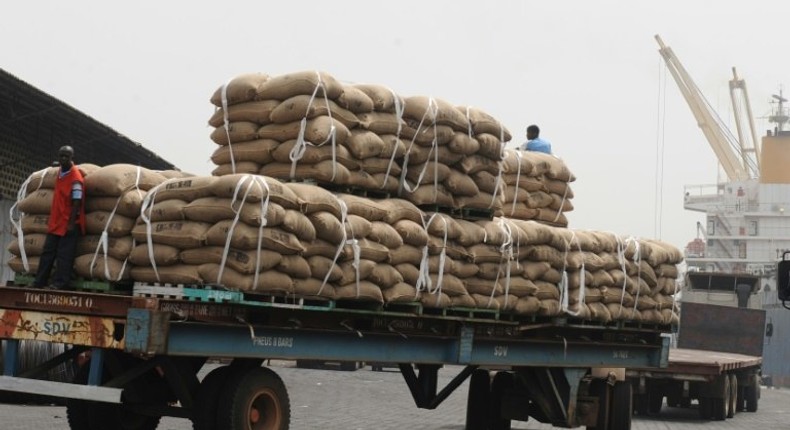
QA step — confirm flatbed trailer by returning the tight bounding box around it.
[0,283,670,430]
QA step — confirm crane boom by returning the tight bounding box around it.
[655,35,750,181]
[729,67,761,178]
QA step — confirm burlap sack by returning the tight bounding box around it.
[351,84,403,113]
[210,73,269,107]
[197,263,292,294]
[211,121,264,145]
[23,164,100,195]
[388,244,423,265]
[448,132,481,156]
[644,239,684,266]
[401,123,456,147]
[129,243,181,266]
[85,212,135,237]
[286,183,342,217]
[379,135,408,159]
[349,238,390,263]
[260,161,351,185]
[588,302,612,323]
[205,221,305,254]
[277,255,312,279]
[85,164,166,196]
[208,100,279,127]
[306,255,343,282]
[444,170,480,197]
[472,171,500,195]
[270,95,359,129]
[139,199,187,223]
[395,263,420,285]
[271,140,357,169]
[458,191,502,213]
[659,277,679,295]
[458,155,501,176]
[357,112,404,135]
[457,105,512,141]
[426,255,457,276]
[211,174,298,209]
[468,244,505,264]
[475,133,505,160]
[422,291,451,308]
[211,140,279,165]
[369,222,404,249]
[183,197,285,227]
[156,170,194,180]
[541,267,564,285]
[17,189,52,215]
[335,281,384,303]
[151,176,217,202]
[345,130,386,160]
[179,246,282,274]
[256,71,343,101]
[293,278,336,298]
[538,299,562,317]
[8,233,47,256]
[339,195,385,221]
[451,293,477,308]
[515,296,541,315]
[85,189,146,218]
[589,270,616,288]
[476,261,523,280]
[308,211,346,244]
[463,277,502,296]
[302,239,340,259]
[8,256,39,274]
[402,96,468,131]
[212,162,260,176]
[258,116,350,145]
[74,254,130,281]
[282,210,316,242]
[656,264,679,278]
[131,221,211,249]
[337,85,374,114]
[17,214,50,235]
[470,293,499,310]
[368,264,404,288]
[383,282,419,303]
[401,184,454,207]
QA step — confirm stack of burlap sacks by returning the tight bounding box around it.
[6,70,682,326]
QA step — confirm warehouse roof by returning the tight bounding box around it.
[0,68,175,198]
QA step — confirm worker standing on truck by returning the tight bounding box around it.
[33,145,86,290]
[521,124,552,154]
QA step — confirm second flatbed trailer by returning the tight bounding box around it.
[0,283,670,430]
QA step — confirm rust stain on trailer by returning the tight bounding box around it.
[0,309,124,348]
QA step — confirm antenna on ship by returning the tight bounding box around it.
[769,88,790,134]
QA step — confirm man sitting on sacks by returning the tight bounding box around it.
[33,145,86,290]
[521,124,552,154]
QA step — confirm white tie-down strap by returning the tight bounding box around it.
[628,237,643,315]
[220,78,237,175]
[613,234,628,319]
[559,231,586,317]
[552,175,571,223]
[319,199,361,297]
[290,71,338,181]
[400,98,440,198]
[10,168,50,272]
[508,151,524,216]
[416,213,448,306]
[217,175,271,290]
[488,126,506,209]
[489,218,515,308]
[89,186,143,282]
[139,181,171,282]
[381,87,405,189]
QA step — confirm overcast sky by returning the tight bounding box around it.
[4,1,789,251]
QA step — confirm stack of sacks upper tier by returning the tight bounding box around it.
[207,71,511,212]
[497,149,576,227]
[8,164,100,274]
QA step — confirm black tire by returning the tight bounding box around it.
[66,365,91,430]
[466,369,491,430]
[727,374,737,419]
[634,393,648,416]
[193,366,233,430]
[609,381,632,430]
[711,376,730,421]
[647,387,663,414]
[586,380,609,430]
[698,397,711,419]
[679,397,691,408]
[489,372,513,430]
[746,373,759,412]
[215,367,290,430]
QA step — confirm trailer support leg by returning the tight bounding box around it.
[2,339,19,376]
[400,363,478,409]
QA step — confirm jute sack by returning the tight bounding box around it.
[475,133,505,160]
[368,264,404,288]
[210,122,262,145]
[208,100,279,127]
[334,194,385,221]
[476,261,524,280]
[338,259,377,285]
[17,189,52,214]
[271,140,357,169]
[639,261,658,287]
[453,220,486,247]
[258,116,350,146]
[205,220,305,254]
[8,256,39,274]
[85,189,146,218]
[357,112,404,135]
[85,212,135,237]
[426,237,470,261]
[544,179,574,198]
[133,264,201,285]
[388,244,423,265]
[401,123,456,147]
[457,155,501,175]
[128,244,181,266]
[23,164,100,194]
[457,105,512,141]
[422,291,452,308]
[444,170,480,197]
[351,84,403,113]
[584,287,604,303]
[549,193,574,212]
[590,270,616,288]
[470,293,499,310]
[538,299,562,317]
[139,199,187,223]
[269,95,359,129]
[400,184,454,207]
[302,239,340,259]
[344,213,376,236]
[131,221,211,249]
[306,255,343,283]
[260,161,351,185]
[151,176,217,202]
[156,170,194,180]
[76,235,134,261]
[426,255,457,276]
[495,294,519,312]
[567,270,593,289]
[395,263,420,285]
[345,130,386,160]
[74,254,130,281]
[286,183,342,217]
[468,244,506,264]
[211,139,279,165]
[455,262,480,279]
[521,261,552,280]
[198,263,293,294]
[659,277,679,296]
[450,293,477,308]
[502,175,545,192]
[404,142,461,165]
[534,280,561,301]
[293,277,336,298]
[347,238,390,263]
[402,96,469,131]
[335,281,384,303]
[430,274,468,297]
[17,215,50,234]
[405,162,451,185]
[308,212,345,244]
[378,135,408,159]
[472,171,501,194]
[383,282,419,303]
[256,71,343,101]
[644,239,684,266]
[369,222,404,248]
[8,234,47,256]
[212,162,260,176]
[636,295,659,311]
[524,245,564,268]
[210,73,269,107]
[179,246,282,274]
[588,301,613,323]
[656,264,679,278]
[541,267,563,284]
[277,255,312,279]
[183,197,285,227]
[463,277,502,296]
[282,210,316,242]
[448,132,481,156]
[515,296,541,315]
[337,85,374,114]
[85,164,167,196]
[211,174,299,209]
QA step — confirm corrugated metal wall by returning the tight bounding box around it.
[0,199,17,285]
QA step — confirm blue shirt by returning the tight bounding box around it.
[522,137,552,154]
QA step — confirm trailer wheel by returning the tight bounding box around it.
[489,371,513,430]
[727,374,737,418]
[193,366,232,430]
[608,381,632,430]
[634,393,648,416]
[647,385,663,414]
[698,397,711,419]
[711,375,730,421]
[215,367,290,430]
[746,373,759,412]
[586,380,609,430]
[465,369,491,430]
